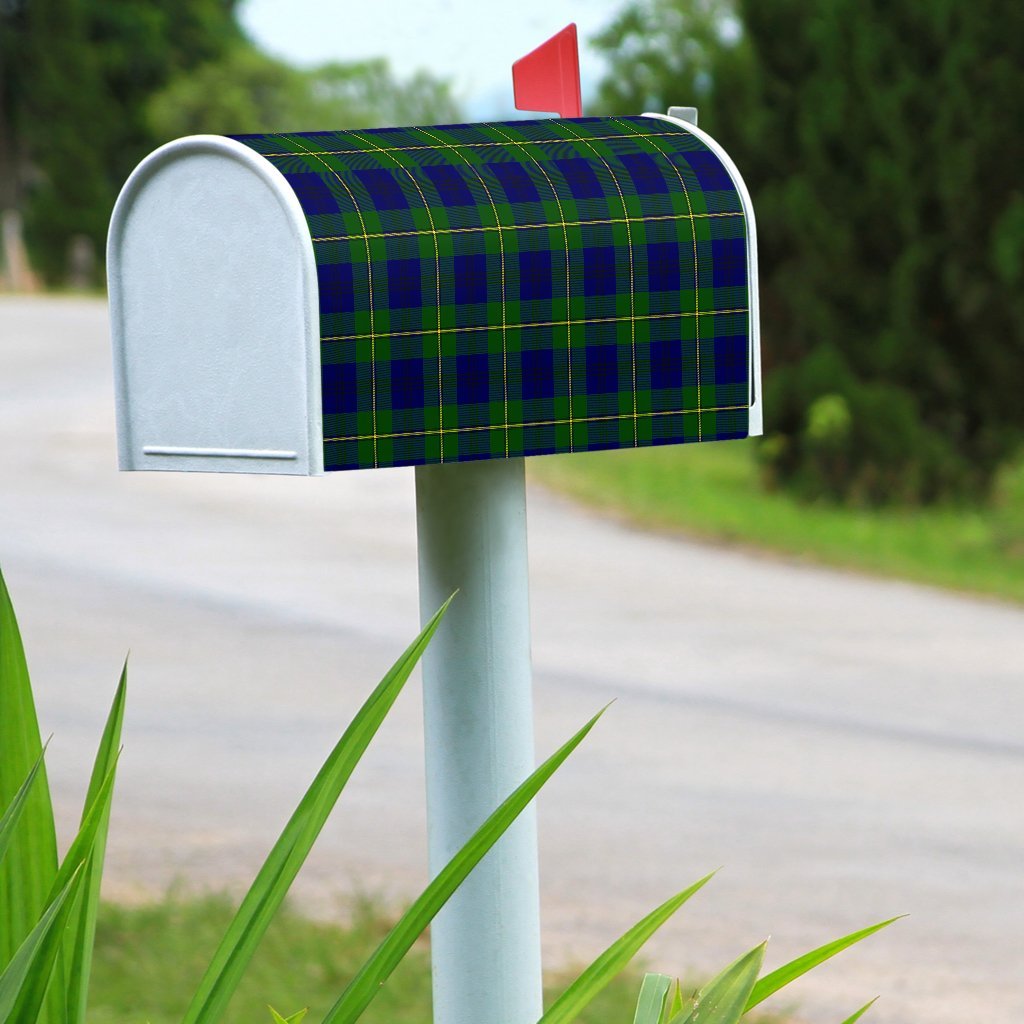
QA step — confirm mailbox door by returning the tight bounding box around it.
[108,136,323,475]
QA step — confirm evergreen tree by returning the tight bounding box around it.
[0,0,463,287]
[595,0,1024,503]
[146,48,463,141]
[1,0,242,284]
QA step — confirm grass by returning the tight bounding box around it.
[86,895,646,1024]
[530,442,1024,604]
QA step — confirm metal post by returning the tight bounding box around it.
[415,457,542,1024]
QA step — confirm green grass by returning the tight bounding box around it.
[86,895,646,1024]
[530,443,1024,604]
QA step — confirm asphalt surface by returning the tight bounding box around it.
[1,296,1022,1022]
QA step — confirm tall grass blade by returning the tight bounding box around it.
[66,664,127,1024]
[321,709,606,1024]
[666,980,685,1020]
[12,763,118,1022]
[539,873,714,1024]
[745,918,901,1011]
[0,750,46,869]
[269,1009,308,1024]
[0,567,61,1024]
[839,997,878,1023]
[0,868,84,1024]
[183,598,453,1024]
[669,943,765,1024]
[0,569,61,1024]
[633,973,671,1024]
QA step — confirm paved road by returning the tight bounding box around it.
[1,296,1022,1023]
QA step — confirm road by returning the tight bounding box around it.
[1,296,1022,1022]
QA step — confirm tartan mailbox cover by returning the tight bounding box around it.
[108,113,760,476]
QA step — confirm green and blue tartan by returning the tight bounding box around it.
[233,115,752,472]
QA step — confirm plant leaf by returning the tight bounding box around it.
[745,918,902,1011]
[182,597,453,1024]
[0,750,46,870]
[839,997,878,1024]
[66,662,128,1024]
[669,943,765,1024]
[0,867,85,1024]
[666,980,684,1021]
[539,873,714,1024]
[268,1008,308,1024]
[12,761,119,1022]
[0,567,59,1009]
[633,973,672,1024]
[321,708,607,1024]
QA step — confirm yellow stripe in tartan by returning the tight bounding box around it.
[343,128,449,460]
[487,120,578,452]
[259,132,675,158]
[610,117,708,440]
[325,405,749,444]
[277,133,380,468]
[559,121,640,446]
[311,211,742,245]
[322,307,748,344]
[412,124,511,457]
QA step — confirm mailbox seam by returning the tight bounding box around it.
[559,122,640,447]
[278,132,380,469]
[485,122,576,453]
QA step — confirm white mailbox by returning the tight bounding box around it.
[108,113,760,477]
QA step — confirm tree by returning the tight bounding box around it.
[0,0,463,287]
[146,47,463,141]
[1,0,242,284]
[594,0,1024,504]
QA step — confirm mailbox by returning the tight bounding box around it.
[108,112,760,476]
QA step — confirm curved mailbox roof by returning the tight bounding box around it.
[109,114,758,475]
[233,115,758,472]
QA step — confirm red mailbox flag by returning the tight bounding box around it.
[512,24,582,118]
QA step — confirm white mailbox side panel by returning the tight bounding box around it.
[108,136,323,475]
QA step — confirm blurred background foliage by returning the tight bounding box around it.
[0,0,462,283]
[595,0,1024,505]
[1,0,1022,514]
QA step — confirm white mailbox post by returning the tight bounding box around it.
[107,28,760,1024]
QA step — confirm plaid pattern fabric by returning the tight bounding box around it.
[233,116,752,471]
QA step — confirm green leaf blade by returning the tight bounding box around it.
[269,1008,308,1024]
[671,943,765,1024]
[539,873,715,1024]
[0,868,85,1024]
[840,997,878,1023]
[745,918,902,1012]
[0,751,46,870]
[0,567,60,1024]
[12,761,119,1024]
[182,598,453,1024]
[633,973,672,1024]
[66,663,128,1024]
[321,708,606,1024]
